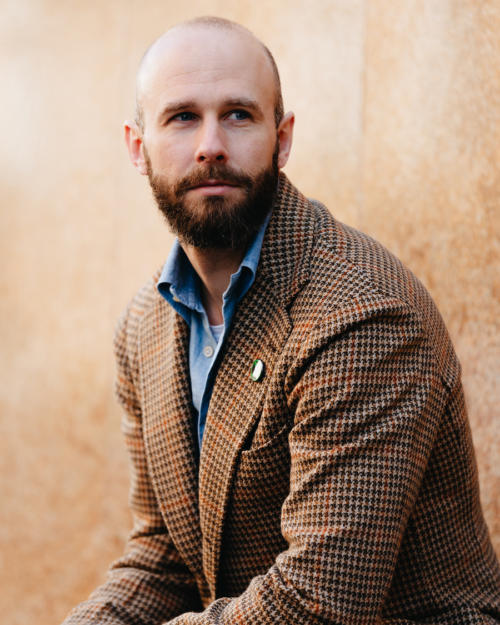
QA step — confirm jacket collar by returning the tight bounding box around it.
[258,173,314,308]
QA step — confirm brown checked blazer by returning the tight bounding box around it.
[63,175,500,624]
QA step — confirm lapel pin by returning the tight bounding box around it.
[251,359,265,382]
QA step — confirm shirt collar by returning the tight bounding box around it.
[157,210,272,314]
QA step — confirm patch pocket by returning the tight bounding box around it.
[236,423,291,492]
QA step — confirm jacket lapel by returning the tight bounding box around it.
[198,279,292,597]
[198,174,315,596]
[138,297,204,581]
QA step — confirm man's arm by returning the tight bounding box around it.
[166,302,500,624]
[62,309,202,625]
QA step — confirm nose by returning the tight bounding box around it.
[195,118,228,164]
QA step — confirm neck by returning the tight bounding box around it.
[181,243,245,325]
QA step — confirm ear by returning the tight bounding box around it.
[276,111,295,169]
[124,120,148,175]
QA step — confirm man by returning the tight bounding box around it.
[63,16,500,625]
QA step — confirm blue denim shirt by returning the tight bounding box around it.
[157,213,271,450]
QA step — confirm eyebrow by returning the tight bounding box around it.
[158,100,197,120]
[158,97,264,121]
[223,98,264,117]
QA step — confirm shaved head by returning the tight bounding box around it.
[135,17,284,130]
[124,14,295,251]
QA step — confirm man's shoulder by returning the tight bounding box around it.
[293,197,460,386]
[307,198,433,316]
[269,178,430,315]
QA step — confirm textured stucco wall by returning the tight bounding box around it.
[1,2,498,624]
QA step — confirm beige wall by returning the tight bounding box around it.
[1,2,498,623]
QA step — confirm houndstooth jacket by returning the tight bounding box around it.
[63,174,500,624]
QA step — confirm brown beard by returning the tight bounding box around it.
[145,144,279,250]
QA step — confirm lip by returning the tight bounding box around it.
[190,179,237,189]
[188,180,239,195]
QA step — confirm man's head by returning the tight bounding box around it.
[125,17,294,250]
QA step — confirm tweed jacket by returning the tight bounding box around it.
[64,175,500,624]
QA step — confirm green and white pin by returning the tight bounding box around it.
[250,359,265,382]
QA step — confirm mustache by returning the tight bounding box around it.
[174,165,253,193]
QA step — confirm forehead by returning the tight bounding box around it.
[138,26,276,120]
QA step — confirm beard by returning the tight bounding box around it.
[145,144,279,250]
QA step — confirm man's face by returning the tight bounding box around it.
[132,25,291,249]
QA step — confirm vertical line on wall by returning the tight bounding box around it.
[357,0,368,228]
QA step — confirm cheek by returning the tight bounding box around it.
[232,136,276,171]
[146,131,193,168]
[150,144,190,177]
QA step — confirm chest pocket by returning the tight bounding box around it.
[235,420,291,503]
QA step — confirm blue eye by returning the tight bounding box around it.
[228,110,251,121]
[172,112,196,122]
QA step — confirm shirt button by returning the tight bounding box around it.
[203,345,214,358]
[173,295,180,303]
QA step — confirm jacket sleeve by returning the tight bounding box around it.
[166,303,500,624]
[61,308,202,625]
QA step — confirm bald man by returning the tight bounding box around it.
[62,16,500,625]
